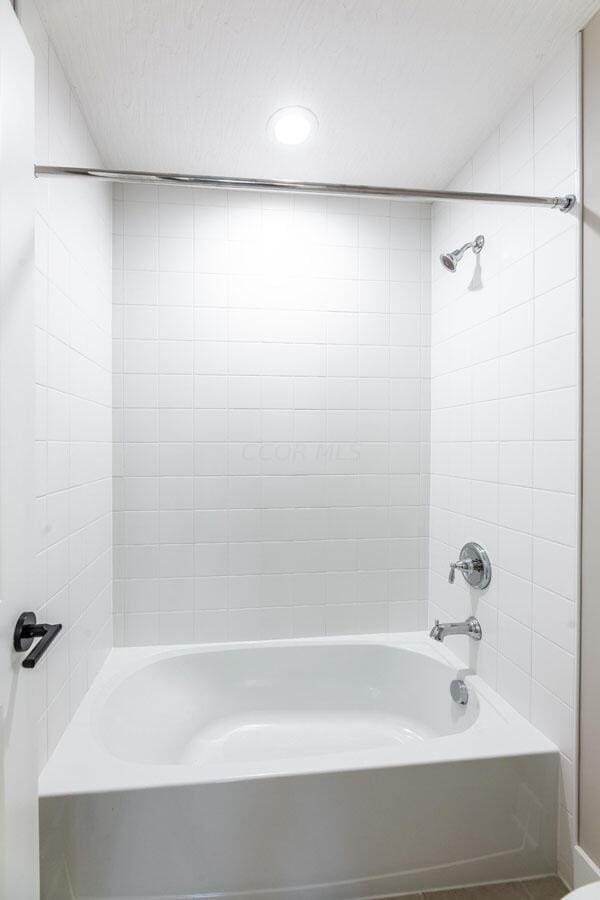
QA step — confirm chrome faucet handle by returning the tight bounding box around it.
[448,542,492,590]
[448,559,474,584]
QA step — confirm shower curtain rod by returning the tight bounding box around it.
[34,165,576,212]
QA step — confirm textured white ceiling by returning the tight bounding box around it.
[34,0,599,188]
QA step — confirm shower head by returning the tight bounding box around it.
[440,234,485,272]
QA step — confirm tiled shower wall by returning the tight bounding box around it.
[113,187,431,644]
[19,0,113,770]
[429,39,579,884]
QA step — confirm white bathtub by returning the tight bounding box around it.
[39,633,559,900]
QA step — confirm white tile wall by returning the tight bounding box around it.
[19,0,113,771]
[429,38,580,885]
[113,187,431,644]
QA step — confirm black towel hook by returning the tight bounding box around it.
[13,612,62,668]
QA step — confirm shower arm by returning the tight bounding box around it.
[453,240,478,259]
[34,165,576,212]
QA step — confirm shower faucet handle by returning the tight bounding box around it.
[448,558,476,584]
[447,542,492,590]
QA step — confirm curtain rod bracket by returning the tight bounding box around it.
[556,194,576,212]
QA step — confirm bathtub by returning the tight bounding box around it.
[39,633,558,900]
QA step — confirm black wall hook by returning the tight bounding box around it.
[13,612,62,668]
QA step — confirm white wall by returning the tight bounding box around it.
[429,39,580,885]
[19,0,113,771]
[112,186,430,644]
[579,9,600,880]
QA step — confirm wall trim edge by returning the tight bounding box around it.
[574,846,600,887]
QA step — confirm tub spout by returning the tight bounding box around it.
[429,616,482,642]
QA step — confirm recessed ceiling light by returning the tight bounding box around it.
[267,106,318,146]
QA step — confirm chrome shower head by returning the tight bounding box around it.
[440,252,460,272]
[440,234,485,272]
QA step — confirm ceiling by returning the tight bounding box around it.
[35,0,600,189]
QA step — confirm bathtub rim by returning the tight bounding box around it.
[38,631,557,799]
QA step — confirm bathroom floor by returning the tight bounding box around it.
[398,876,568,899]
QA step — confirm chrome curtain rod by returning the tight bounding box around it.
[34,165,576,212]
